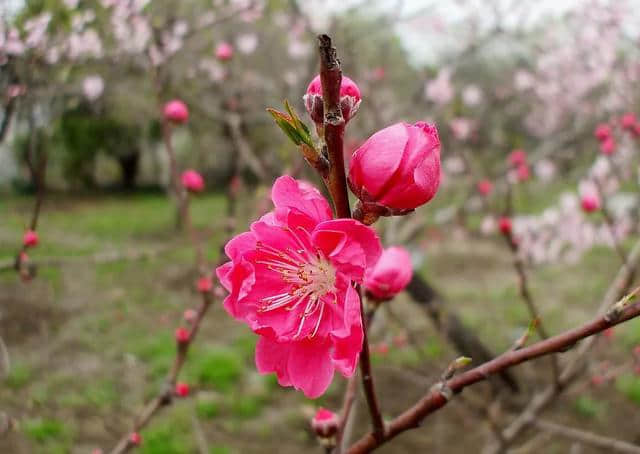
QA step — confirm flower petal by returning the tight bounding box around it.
[287,337,335,399]
[255,336,292,387]
[313,219,382,281]
[330,284,363,377]
[271,175,332,223]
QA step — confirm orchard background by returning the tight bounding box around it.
[2,1,640,453]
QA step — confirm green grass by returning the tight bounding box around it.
[23,418,69,444]
[4,363,32,389]
[616,374,640,406]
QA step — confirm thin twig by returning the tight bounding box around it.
[533,419,640,454]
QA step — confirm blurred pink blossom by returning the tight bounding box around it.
[82,75,104,101]
[425,68,454,105]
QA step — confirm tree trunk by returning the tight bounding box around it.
[118,151,140,190]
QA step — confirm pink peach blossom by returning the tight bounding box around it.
[348,122,441,213]
[181,170,204,192]
[163,99,189,124]
[215,42,234,61]
[516,164,531,182]
[303,74,361,125]
[364,247,413,301]
[621,113,637,130]
[508,149,527,167]
[23,230,39,247]
[477,179,493,196]
[498,217,512,236]
[581,193,600,213]
[311,408,339,438]
[600,137,616,155]
[594,123,612,142]
[216,176,381,398]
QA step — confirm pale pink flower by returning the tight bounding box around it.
[304,74,361,125]
[449,117,474,141]
[216,176,382,398]
[462,84,483,106]
[425,68,454,105]
[364,247,413,301]
[349,122,441,212]
[181,170,204,193]
[236,33,258,54]
[215,42,234,61]
[82,75,104,101]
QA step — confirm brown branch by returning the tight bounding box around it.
[317,34,383,443]
[484,240,640,453]
[533,420,640,454]
[318,34,350,219]
[346,298,640,454]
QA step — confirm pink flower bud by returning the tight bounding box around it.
[311,408,339,439]
[621,113,637,131]
[594,123,611,142]
[175,382,190,397]
[516,164,530,182]
[129,432,142,445]
[508,149,527,167]
[215,42,234,61]
[364,247,413,301]
[633,345,640,357]
[591,374,605,386]
[600,137,616,155]
[183,309,198,323]
[373,342,390,355]
[197,276,212,293]
[477,179,493,196]
[181,170,204,193]
[603,327,614,339]
[175,327,190,344]
[498,217,512,236]
[303,74,361,125]
[581,193,600,213]
[349,122,441,214]
[163,100,189,124]
[393,333,408,348]
[22,230,39,247]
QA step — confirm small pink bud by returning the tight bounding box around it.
[303,74,361,125]
[498,217,512,236]
[175,382,190,397]
[22,230,39,247]
[603,327,614,339]
[477,179,493,196]
[516,164,530,182]
[175,327,190,344]
[594,123,612,142]
[311,408,339,439]
[581,193,600,213]
[92,449,103,454]
[621,113,637,131]
[197,276,212,293]
[163,100,189,124]
[364,247,413,301]
[213,285,226,299]
[393,333,408,348]
[215,42,234,61]
[600,137,616,155]
[508,149,527,167]
[181,170,204,193]
[591,375,605,386]
[183,309,198,323]
[633,345,640,357]
[349,122,441,215]
[373,342,389,355]
[129,432,142,445]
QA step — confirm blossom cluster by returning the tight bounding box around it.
[216,74,433,397]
